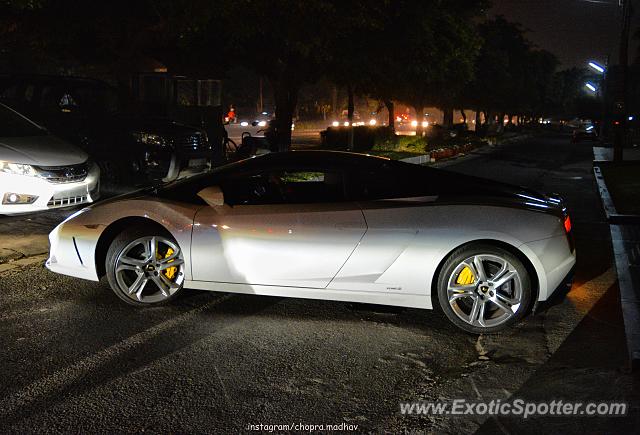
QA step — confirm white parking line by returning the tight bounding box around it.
[0,294,232,419]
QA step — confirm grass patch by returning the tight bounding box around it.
[600,163,640,215]
[370,136,429,159]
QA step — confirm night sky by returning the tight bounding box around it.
[490,0,639,68]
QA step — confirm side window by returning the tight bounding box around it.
[349,161,431,200]
[221,173,284,205]
[220,169,346,205]
[276,170,345,203]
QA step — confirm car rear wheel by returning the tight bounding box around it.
[105,226,185,306]
[436,243,532,334]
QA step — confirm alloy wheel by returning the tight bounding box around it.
[446,254,523,328]
[114,235,185,303]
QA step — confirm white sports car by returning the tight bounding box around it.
[46,151,576,333]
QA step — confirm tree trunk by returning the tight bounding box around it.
[474,108,482,135]
[273,79,298,152]
[384,99,395,132]
[347,84,355,151]
[497,112,505,133]
[459,109,467,125]
[413,103,425,136]
[484,110,492,126]
[442,107,454,129]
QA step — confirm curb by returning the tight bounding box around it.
[593,160,640,371]
[593,166,640,224]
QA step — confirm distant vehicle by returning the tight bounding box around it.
[572,127,598,143]
[0,103,99,214]
[0,74,214,191]
[225,118,268,141]
[46,151,575,334]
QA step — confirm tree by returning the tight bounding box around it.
[0,0,223,77]
[209,0,339,150]
[465,16,558,132]
[370,0,483,136]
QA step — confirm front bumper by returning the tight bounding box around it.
[0,163,100,215]
[46,214,102,281]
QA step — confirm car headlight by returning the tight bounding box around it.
[132,132,168,147]
[0,161,38,177]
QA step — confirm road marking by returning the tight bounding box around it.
[468,376,482,399]
[214,365,232,408]
[0,294,232,419]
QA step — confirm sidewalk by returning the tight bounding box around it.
[0,208,76,264]
[593,146,640,370]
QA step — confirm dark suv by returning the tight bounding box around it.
[0,74,215,190]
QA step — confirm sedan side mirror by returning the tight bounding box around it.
[197,186,225,207]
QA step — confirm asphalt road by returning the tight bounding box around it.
[0,134,638,433]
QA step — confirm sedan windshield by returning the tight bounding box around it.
[0,104,47,137]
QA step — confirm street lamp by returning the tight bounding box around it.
[585,82,597,93]
[588,61,606,74]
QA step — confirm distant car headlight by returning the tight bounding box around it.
[411,120,418,127]
[0,161,38,177]
[240,121,249,127]
[258,120,267,127]
[132,132,168,147]
[332,121,340,127]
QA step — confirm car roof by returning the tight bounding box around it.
[220,150,391,173]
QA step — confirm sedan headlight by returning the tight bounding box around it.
[132,132,168,147]
[0,161,38,177]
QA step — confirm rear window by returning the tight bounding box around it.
[0,104,46,137]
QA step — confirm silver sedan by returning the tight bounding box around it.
[46,151,576,333]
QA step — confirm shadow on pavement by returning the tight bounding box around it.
[477,282,640,434]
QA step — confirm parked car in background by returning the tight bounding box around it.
[571,126,598,143]
[0,74,214,192]
[0,103,99,214]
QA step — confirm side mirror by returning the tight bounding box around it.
[197,186,225,207]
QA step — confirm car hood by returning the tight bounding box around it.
[0,134,88,166]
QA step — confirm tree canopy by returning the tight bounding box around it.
[0,0,571,145]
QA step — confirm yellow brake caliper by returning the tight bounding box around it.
[456,266,475,286]
[159,248,177,281]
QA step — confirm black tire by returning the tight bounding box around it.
[105,225,185,307]
[436,243,532,334]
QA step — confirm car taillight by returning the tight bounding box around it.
[564,215,572,233]
[562,213,575,253]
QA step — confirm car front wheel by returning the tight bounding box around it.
[105,227,185,306]
[437,243,532,334]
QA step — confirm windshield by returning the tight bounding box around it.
[0,104,47,137]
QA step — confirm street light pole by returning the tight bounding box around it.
[614,0,632,162]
